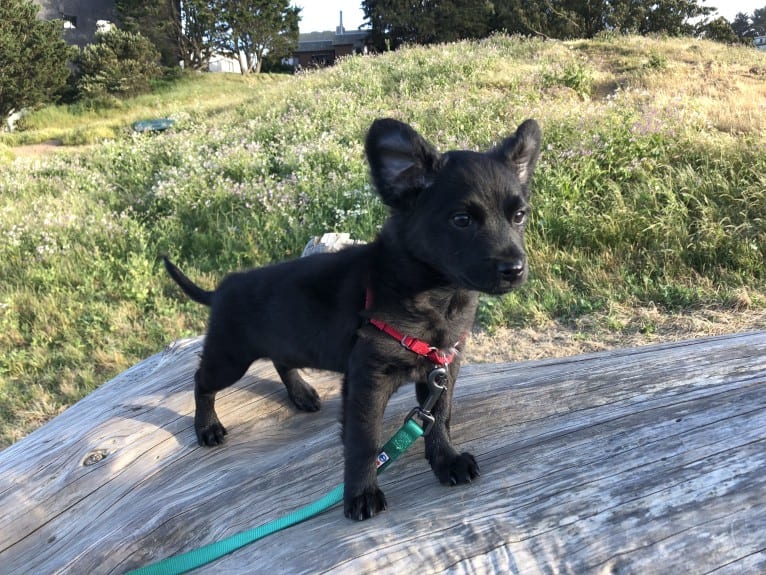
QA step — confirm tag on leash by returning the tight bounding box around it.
[376,451,390,469]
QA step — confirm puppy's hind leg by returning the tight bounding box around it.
[274,363,321,412]
[194,358,249,446]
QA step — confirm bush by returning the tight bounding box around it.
[0,0,74,119]
[73,28,163,99]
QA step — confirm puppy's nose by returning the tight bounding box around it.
[497,260,525,280]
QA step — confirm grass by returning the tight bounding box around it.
[1,34,765,446]
[0,72,286,146]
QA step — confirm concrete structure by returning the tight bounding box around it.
[208,54,242,74]
[33,0,117,47]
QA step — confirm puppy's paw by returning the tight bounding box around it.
[288,384,321,412]
[344,485,387,521]
[434,452,480,486]
[195,419,227,447]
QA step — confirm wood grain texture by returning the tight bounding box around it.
[1,331,765,574]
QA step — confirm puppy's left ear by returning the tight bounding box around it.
[491,119,542,191]
[365,119,443,210]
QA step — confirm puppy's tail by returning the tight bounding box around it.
[162,256,213,306]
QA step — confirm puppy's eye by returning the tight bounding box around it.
[452,213,472,228]
[512,210,527,225]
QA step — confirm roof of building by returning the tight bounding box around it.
[297,28,370,53]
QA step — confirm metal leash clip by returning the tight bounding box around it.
[405,366,448,435]
[406,406,436,435]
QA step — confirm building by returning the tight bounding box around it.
[33,0,117,47]
[208,54,242,74]
[292,12,370,69]
[755,36,766,51]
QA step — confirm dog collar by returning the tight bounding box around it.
[365,287,462,368]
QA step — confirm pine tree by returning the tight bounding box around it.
[0,0,74,120]
[115,0,180,67]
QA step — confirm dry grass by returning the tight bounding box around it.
[468,306,766,363]
[563,35,766,137]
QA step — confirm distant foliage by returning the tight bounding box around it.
[362,0,493,49]
[116,0,299,73]
[115,0,179,67]
[753,7,766,36]
[701,17,744,45]
[0,0,74,119]
[362,0,721,49]
[213,0,300,74]
[73,28,163,100]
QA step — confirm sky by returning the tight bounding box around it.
[293,1,764,34]
[293,1,366,33]
[711,0,764,20]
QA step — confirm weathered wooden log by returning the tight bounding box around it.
[1,331,765,574]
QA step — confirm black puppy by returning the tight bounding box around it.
[163,117,541,520]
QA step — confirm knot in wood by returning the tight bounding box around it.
[82,449,109,466]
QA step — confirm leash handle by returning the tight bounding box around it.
[127,419,424,575]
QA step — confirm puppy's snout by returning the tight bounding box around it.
[497,260,525,280]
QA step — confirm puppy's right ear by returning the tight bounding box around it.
[365,119,443,210]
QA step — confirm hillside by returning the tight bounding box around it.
[0,34,764,446]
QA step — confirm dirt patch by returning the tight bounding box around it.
[464,306,766,364]
[11,140,64,158]
[10,140,89,159]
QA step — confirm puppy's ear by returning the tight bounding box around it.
[491,119,542,190]
[365,119,443,210]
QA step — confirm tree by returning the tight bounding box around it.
[0,0,74,120]
[214,0,300,74]
[637,0,713,36]
[177,0,219,70]
[431,0,493,43]
[363,0,492,50]
[363,0,428,49]
[118,0,224,70]
[367,0,719,46]
[752,6,766,36]
[701,16,742,44]
[491,0,596,39]
[731,12,754,38]
[73,29,162,99]
[116,0,180,67]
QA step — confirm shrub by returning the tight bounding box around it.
[73,28,162,100]
[0,0,74,119]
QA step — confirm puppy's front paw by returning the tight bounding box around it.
[195,418,227,447]
[434,452,480,486]
[288,384,321,412]
[344,485,387,521]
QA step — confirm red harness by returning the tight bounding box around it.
[365,287,463,368]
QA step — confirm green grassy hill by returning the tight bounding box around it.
[1,34,764,446]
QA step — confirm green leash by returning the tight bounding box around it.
[128,418,424,575]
